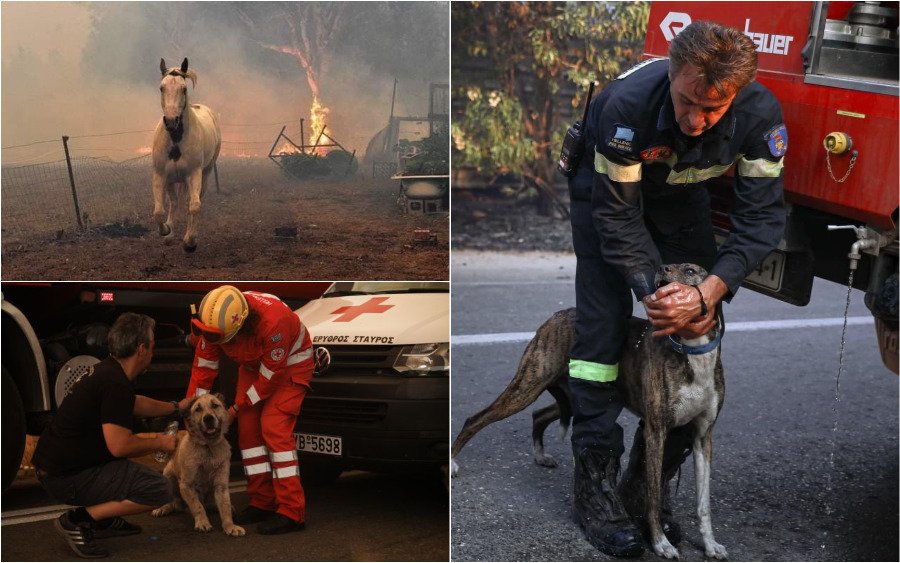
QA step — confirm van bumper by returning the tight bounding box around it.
[294,374,448,472]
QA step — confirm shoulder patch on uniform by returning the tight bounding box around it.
[607,125,637,154]
[270,347,285,362]
[765,124,788,157]
[616,58,664,80]
[640,145,673,161]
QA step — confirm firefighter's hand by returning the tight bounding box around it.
[674,304,718,339]
[643,282,705,337]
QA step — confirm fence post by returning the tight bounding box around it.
[61,135,84,230]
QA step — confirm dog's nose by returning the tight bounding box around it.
[203,413,216,426]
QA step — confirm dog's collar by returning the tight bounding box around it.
[668,310,725,355]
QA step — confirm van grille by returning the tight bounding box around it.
[301,398,387,425]
[314,344,401,375]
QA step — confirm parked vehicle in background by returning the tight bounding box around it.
[293,282,450,483]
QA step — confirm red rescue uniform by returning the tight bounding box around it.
[187,291,313,523]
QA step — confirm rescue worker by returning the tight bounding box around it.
[567,21,786,556]
[186,285,314,535]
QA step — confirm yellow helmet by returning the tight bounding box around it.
[195,285,249,343]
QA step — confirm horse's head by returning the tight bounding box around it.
[159,58,197,133]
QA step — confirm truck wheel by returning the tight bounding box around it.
[2,368,26,491]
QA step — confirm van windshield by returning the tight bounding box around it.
[323,282,449,297]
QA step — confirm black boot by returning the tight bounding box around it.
[573,449,644,557]
[233,505,277,525]
[618,424,692,546]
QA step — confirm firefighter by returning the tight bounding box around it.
[567,21,786,556]
[186,285,313,535]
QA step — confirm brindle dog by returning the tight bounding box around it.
[451,263,727,559]
[152,393,244,537]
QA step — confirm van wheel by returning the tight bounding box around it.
[2,368,26,492]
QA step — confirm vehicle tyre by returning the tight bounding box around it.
[2,367,27,492]
[299,459,343,485]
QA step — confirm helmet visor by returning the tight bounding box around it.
[191,318,226,344]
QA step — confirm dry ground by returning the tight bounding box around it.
[1,159,448,280]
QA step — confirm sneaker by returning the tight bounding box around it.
[257,513,306,535]
[53,511,109,559]
[92,516,142,538]
[233,505,277,525]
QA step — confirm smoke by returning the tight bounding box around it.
[1,2,448,163]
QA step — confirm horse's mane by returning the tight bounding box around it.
[166,68,198,89]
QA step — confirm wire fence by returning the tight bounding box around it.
[1,121,398,241]
[2,122,307,240]
[2,155,151,239]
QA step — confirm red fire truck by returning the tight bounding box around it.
[645,1,898,372]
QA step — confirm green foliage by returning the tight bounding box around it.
[402,125,450,175]
[451,88,534,175]
[452,1,649,182]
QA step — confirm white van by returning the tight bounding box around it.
[293,282,449,482]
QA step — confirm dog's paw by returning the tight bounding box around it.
[704,541,727,560]
[194,519,213,533]
[151,506,170,518]
[450,459,459,478]
[223,524,245,537]
[653,537,680,560]
[534,453,558,468]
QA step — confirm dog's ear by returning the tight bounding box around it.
[180,396,199,418]
[213,392,226,404]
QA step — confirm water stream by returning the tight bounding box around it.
[821,269,855,552]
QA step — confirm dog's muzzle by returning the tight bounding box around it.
[201,413,220,436]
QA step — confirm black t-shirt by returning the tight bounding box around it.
[33,357,135,475]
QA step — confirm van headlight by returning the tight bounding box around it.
[393,343,450,376]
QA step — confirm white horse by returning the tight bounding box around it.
[151,58,221,252]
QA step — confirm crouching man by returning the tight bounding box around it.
[32,312,192,559]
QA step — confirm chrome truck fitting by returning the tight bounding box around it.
[826,224,888,271]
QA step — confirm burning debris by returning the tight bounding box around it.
[269,119,358,179]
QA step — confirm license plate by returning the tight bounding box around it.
[745,250,785,291]
[294,432,343,456]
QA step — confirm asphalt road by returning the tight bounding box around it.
[1,469,448,561]
[450,250,899,562]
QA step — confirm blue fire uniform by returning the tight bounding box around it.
[568,58,787,456]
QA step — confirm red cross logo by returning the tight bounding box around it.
[231,313,240,323]
[330,297,394,322]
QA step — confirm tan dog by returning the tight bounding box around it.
[152,393,244,536]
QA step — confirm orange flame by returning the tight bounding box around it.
[308,97,330,154]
